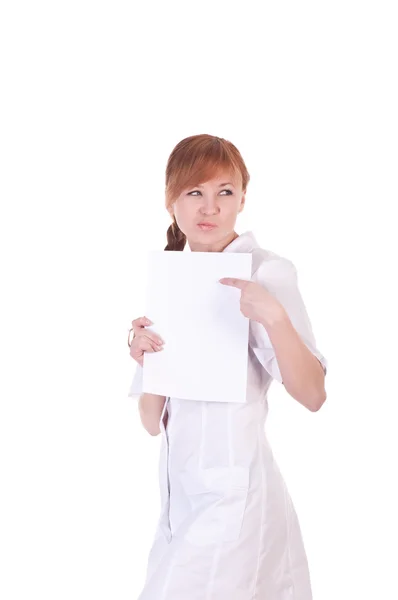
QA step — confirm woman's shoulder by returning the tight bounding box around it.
[250,246,297,282]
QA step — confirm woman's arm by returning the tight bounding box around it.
[220,257,327,412]
[264,309,326,411]
[128,317,167,435]
[138,393,166,436]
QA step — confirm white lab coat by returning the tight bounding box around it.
[129,231,328,600]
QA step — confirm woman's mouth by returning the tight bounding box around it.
[197,222,218,231]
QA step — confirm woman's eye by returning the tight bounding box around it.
[188,189,233,196]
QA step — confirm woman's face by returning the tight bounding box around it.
[170,169,245,252]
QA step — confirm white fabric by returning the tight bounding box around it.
[245,243,327,383]
[129,231,327,599]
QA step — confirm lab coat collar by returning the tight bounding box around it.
[184,231,259,253]
[223,231,259,253]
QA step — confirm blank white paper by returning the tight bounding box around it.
[142,250,252,403]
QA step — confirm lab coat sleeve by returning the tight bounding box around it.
[127,363,143,399]
[249,257,328,384]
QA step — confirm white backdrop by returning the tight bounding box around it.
[1,1,397,599]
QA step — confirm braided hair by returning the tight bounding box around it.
[165,220,186,251]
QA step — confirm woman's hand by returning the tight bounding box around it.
[129,316,165,366]
[219,278,286,328]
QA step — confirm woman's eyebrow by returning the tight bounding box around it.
[196,182,235,187]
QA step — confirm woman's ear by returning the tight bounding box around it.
[238,194,246,213]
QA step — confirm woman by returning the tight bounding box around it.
[128,134,328,600]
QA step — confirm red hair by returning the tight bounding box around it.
[164,134,250,250]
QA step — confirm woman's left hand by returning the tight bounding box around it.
[219,277,286,328]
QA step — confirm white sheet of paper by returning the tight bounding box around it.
[142,250,252,403]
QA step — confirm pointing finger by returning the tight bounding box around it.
[219,277,249,289]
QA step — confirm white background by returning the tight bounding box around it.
[1,1,397,599]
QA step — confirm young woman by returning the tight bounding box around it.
[128,134,327,600]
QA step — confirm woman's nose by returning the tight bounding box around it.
[200,196,220,215]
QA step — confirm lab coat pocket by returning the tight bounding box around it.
[180,465,250,546]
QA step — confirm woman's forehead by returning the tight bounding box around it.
[196,168,241,187]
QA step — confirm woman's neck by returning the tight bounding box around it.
[188,230,239,253]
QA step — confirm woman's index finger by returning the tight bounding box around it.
[219,277,249,289]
